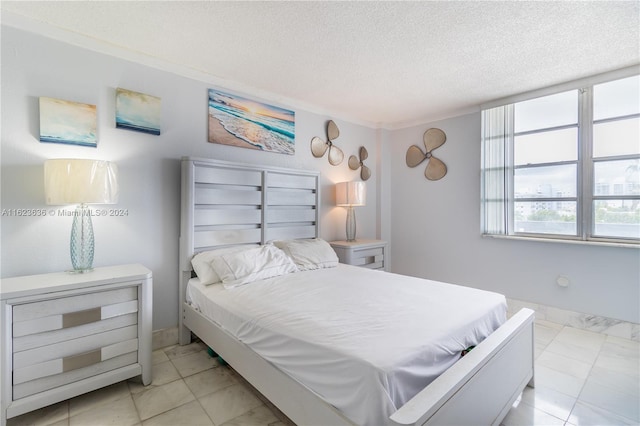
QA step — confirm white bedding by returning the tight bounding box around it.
[186,264,506,425]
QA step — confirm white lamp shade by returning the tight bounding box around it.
[335,181,366,206]
[44,159,119,205]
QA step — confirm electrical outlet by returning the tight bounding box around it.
[556,275,570,288]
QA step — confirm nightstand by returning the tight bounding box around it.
[0,264,152,426]
[330,239,387,270]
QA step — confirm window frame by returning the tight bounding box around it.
[481,67,640,246]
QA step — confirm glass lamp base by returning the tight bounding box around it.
[70,204,95,272]
[345,206,357,242]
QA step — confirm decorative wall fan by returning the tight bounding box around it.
[348,147,371,181]
[406,128,447,180]
[311,120,344,166]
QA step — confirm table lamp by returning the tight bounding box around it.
[335,181,365,242]
[44,159,119,273]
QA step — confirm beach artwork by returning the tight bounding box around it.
[116,88,161,135]
[208,89,295,155]
[39,97,97,147]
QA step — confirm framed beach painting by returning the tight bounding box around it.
[39,97,97,147]
[208,89,295,155]
[116,88,161,135]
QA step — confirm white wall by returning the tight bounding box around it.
[389,112,640,323]
[0,27,380,330]
[2,25,638,331]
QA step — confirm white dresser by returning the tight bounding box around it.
[0,264,152,425]
[330,239,387,270]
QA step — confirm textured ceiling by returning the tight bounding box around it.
[2,1,639,128]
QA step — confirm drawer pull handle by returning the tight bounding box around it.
[62,307,101,328]
[63,349,102,372]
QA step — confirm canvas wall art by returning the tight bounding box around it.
[116,88,161,135]
[39,97,97,147]
[208,89,295,155]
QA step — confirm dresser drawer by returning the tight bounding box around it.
[11,286,140,400]
[13,286,138,336]
[13,352,138,400]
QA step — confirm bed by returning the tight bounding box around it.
[178,157,535,426]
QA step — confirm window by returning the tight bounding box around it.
[481,73,640,244]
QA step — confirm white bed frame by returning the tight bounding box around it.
[179,157,535,426]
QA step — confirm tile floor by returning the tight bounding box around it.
[8,320,639,426]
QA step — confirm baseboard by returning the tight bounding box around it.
[507,298,639,342]
[152,326,179,350]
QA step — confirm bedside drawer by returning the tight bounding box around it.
[11,286,140,400]
[350,247,384,269]
[330,240,387,270]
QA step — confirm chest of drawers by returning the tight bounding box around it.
[1,264,152,425]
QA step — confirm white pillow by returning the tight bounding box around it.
[211,245,298,288]
[272,238,339,271]
[191,245,256,285]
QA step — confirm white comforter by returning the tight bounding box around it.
[187,264,506,425]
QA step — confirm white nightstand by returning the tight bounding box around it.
[0,264,152,426]
[329,239,387,270]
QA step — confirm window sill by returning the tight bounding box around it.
[482,234,639,249]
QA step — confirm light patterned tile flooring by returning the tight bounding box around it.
[8,320,640,426]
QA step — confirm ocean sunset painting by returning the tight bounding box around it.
[116,88,161,135]
[39,97,97,147]
[208,89,295,155]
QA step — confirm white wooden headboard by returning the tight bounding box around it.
[178,157,320,343]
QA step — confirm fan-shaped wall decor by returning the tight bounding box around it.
[310,120,344,166]
[348,146,371,181]
[406,128,447,180]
